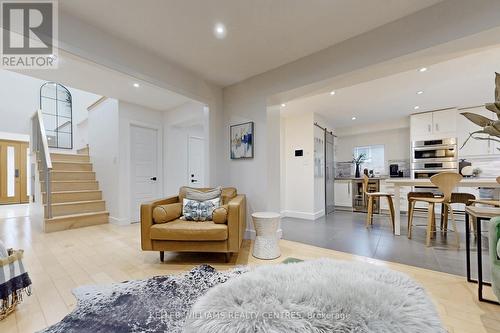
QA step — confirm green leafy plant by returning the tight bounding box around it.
[461,72,500,151]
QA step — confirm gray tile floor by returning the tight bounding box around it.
[281,210,491,279]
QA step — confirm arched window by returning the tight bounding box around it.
[40,82,73,149]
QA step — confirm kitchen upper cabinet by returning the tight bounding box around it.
[457,106,500,157]
[334,180,352,208]
[433,109,457,135]
[410,109,457,141]
[410,112,433,140]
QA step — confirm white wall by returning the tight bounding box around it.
[335,126,411,174]
[88,98,120,222]
[281,112,315,219]
[0,69,100,151]
[163,101,208,196]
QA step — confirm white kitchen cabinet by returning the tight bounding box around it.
[410,109,457,141]
[410,112,433,140]
[379,180,408,212]
[433,109,457,136]
[457,107,500,157]
[334,180,352,207]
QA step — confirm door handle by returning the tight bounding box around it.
[428,124,431,133]
[15,169,19,178]
[435,123,439,131]
[150,177,157,181]
[191,179,198,183]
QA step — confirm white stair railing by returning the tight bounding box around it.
[31,109,53,219]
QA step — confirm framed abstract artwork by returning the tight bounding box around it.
[230,121,254,159]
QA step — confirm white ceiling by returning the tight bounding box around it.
[60,0,442,86]
[283,46,500,129]
[16,51,192,111]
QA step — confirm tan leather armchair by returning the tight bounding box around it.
[141,187,246,262]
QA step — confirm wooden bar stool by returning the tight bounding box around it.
[440,192,475,235]
[363,175,395,233]
[407,192,435,234]
[408,172,462,248]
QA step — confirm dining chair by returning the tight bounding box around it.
[408,172,462,248]
[441,192,475,235]
[363,175,395,233]
[407,192,435,233]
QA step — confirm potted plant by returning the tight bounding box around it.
[352,153,367,178]
[460,72,500,150]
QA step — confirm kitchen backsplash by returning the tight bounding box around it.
[462,156,500,178]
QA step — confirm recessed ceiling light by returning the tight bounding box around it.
[133,83,140,88]
[351,116,357,120]
[417,91,424,95]
[329,91,336,96]
[418,67,428,72]
[281,103,286,107]
[214,22,227,39]
[414,106,420,110]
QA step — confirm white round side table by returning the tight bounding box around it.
[251,212,281,260]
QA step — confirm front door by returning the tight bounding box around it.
[0,140,29,204]
[130,125,159,222]
[188,136,205,187]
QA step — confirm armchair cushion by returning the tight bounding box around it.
[213,205,228,224]
[152,203,182,224]
[150,220,228,241]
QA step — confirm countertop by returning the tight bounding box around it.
[335,176,389,181]
[384,177,500,187]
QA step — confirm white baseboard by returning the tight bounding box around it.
[281,210,317,220]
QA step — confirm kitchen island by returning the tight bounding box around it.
[384,178,500,235]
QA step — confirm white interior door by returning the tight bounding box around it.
[131,125,159,222]
[188,136,205,187]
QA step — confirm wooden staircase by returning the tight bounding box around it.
[40,150,109,232]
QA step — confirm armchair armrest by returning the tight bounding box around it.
[227,195,246,253]
[141,195,179,250]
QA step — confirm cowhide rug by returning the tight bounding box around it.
[39,265,246,333]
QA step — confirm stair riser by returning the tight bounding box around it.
[44,213,108,233]
[40,172,96,181]
[43,191,102,204]
[50,154,90,163]
[46,201,106,217]
[41,182,99,191]
[42,162,92,172]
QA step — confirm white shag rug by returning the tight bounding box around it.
[183,259,446,333]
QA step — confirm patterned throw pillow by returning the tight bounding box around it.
[182,198,220,221]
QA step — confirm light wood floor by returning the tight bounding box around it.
[0,215,499,333]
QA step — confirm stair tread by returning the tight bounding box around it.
[46,211,109,221]
[41,180,98,183]
[46,200,105,206]
[50,161,92,164]
[42,190,101,194]
[42,170,94,173]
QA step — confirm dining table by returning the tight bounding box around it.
[384,177,500,236]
